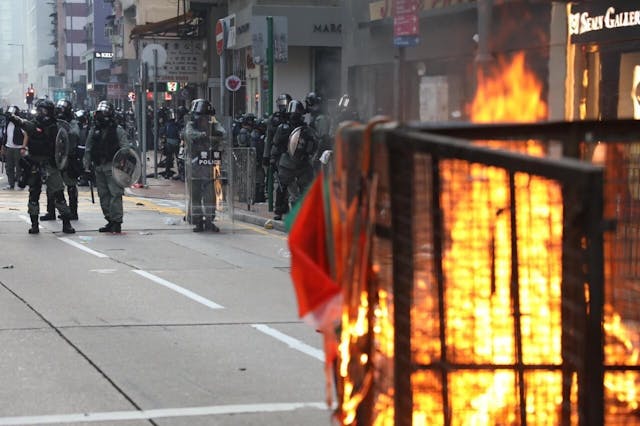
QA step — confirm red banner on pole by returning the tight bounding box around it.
[394,0,420,46]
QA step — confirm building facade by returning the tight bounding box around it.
[24,0,57,103]
[225,0,343,117]
[0,0,28,105]
[82,0,114,108]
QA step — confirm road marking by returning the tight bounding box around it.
[0,402,327,425]
[251,324,324,362]
[59,237,108,258]
[18,214,43,230]
[132,269,224,309]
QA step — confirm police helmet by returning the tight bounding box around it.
[74,109,87,125]
[6,105,20,116]
[337,94,351,112]
[304,92,322,113]
[55,99,73,121]
[242,113,256,128]
[276,93,292,112]
[95,100,115,126]
[35,98,55,121]
[286,100,305,126]
[190,99,215,117]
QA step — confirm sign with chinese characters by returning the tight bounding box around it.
[251,16,288,65]
[394,0,420,47]
[139,39,205,83]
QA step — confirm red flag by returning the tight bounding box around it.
[288,175,341,330]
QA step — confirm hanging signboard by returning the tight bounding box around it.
[139,39,205,83]
[394,0,420,47]
[251,16,288,65]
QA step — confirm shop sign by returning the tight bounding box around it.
[394,0,420,47]
[95,52,114,59]
[313,24,341,33]
[139,39,205,83]
[251,16,288,65]
[570,1,640,43]
[225,75,242,92]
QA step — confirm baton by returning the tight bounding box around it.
[89,178,95,204]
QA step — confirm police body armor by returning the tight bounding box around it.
[184,118,224,224]
[90,125,121,166]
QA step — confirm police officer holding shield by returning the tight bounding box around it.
[8,99,75,234]
[184,99,225,233]
[41,99,82,221]
[83,100,129,233]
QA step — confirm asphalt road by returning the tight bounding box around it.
[0,180,330,426]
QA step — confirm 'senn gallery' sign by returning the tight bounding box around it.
[570,2,640,43]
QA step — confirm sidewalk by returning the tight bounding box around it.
[125,163,287,232]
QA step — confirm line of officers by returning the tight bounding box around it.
[3,98,131,235]
[233,91,358,221]
[2,97,228,235]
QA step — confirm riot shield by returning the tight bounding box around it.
[184,118,220,226]
[287,126,303,158]
[55,119,71,170]
[112,147,142,188]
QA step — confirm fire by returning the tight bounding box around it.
[339,52,639,425]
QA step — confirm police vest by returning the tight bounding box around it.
[90,125,121,164]
[28,121,57,159]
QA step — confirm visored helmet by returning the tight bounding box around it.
[337,94,351,112]
[6,105,20,116]
[94,100,115,126]
[304,91,322,113]
[276,93,292,113]
[55,99,73,121]
[241,113,256,127]
[75,109,88,126]
[190,98,215,117]
[34,98,55,121]
[286,100,305,126]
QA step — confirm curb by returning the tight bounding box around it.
[233,210,287,233]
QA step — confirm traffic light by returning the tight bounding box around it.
[25,88,35,106]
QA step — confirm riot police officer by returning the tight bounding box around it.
[305,92,331,174]
[269,95,296,220]
[184,99,225,233]
[8,99,75,234]
[263,93,291,169]
[83,100,129,233]
[277,100,317,210]
[41,99,82,221]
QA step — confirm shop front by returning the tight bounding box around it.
[224,3,343,117]
[568,1,640,120]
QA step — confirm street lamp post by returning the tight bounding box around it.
[8,43,25,101]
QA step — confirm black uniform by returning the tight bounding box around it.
[11,99,75,234]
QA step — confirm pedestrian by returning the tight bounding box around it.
[83,100,130,233]
[1,105,28,191]
[8,99,75,234]
[40,99,82,221]
[184,99,225,232]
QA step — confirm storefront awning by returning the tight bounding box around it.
[130,11,195,39]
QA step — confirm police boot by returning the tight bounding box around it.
[62,218,75,234]
[111,222,122,234]
[99,221,113,232]
[40,198,56,221]
[205,219,219,233]
[28,215,39,234]
[193,218,205,233]
[68,186,78,220]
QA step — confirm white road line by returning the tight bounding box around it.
[0,402,327,425]
[251,324,325,362]
[18,214,43,230]
[58,237,108,258]
[132,269,224,309]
